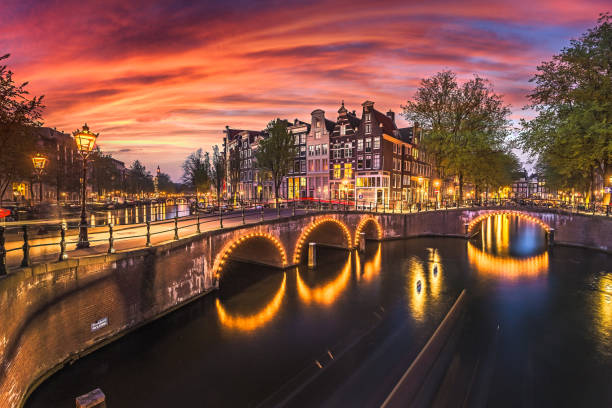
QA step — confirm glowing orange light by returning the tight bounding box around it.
[72,123,98,157]
[467,242,549,280]
[296,254,352,305]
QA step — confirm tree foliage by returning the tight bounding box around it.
[210,145,226,206]
[126,160,153,196]
[401,70,513,198]
[181,148,211,195]
[519,13,611,200]
[255,119,296,207]
[0,53,45,203]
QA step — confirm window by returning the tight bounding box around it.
[315,144,321,156]
[393,144,397,154]
[365,155,371,168]
[315,131,321,139]
[373,155,380,169]
[357,139,363,151]
[333,164,342,179]
[364,113,371,122]
[322,144,328,155]
[340,125,346,136]
[300,134,306,144]
[344,143,352,158]
[315,119,321,128]
[315,159,320,171]
[308,160,314,172]
[301,161,306,173]
[357,155,364,169]
[365,138,372,152]
[374,137,380,150]
[365,123,371,134]
[322,158,328,170]
[344,163,353,178]
[300,146,306,157]
[308,145,315,156]
[333,144,341,159]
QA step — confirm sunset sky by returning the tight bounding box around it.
[1,0,607,180]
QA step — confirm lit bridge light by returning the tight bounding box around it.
[296,253,352,306]
[215,273,287,332]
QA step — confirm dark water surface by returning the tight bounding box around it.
[26,215,612,407]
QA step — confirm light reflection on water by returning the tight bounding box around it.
[296,253,352,306]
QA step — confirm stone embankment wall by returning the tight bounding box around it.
[0,208,609,407]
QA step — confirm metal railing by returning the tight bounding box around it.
[0,198,609,275]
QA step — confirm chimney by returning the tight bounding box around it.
[386,110,395,124]
[352,110,356,115]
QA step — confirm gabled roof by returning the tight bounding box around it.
[346,111,361,129]
[372,109,397,136]
[324,118,336,133]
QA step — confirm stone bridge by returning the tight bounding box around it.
[1,207,610,407]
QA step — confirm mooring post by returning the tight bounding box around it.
[547,228,555,246]
[75,388,105,408]
[174,215,179,239]
[359,232,366,253]
[464,223,469,237]
[0,226,6,275]
[308,242,317,268]
[196,213,201,233]
[21,225,30,267]
[146,221,152,247]
[58,223,67,261]
[107,223,115,254]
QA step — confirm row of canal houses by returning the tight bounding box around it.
[223,100,439,207]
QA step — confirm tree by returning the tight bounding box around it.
[210,145,225,208]
[255,119,296,211]
[181,148,211,196]
[0,53,45,204]
[126,160,153,197]
[90,149,122,197]
[157,172,176,194]
[401,70,512,199]
[519,13,611,203]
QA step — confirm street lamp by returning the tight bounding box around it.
[32,153,48,202]
[73,123,98,248]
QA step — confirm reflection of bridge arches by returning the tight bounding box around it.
[467,210,551,235]
[215,273,287,331]
[467,242,549,280]
[293,217,352,264]
[354,216,383,246]
[214,232,288,277]
[296,254,352,305]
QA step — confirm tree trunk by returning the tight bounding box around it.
[458,172,464,202]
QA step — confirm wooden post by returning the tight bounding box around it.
[547,228,555,246]
[359,232,366,253]
[196,213,201,233]
[308,242,317,268]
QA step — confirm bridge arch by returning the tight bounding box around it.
[467,210,551,235]
[292,217,352,264]
[354,216,383,246]
[213,232,288,278]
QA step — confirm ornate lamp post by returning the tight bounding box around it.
[73,124,98,248]
[32,153,48,202]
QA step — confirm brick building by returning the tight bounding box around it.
[306,109,334,199]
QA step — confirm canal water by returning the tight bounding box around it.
[25,215,612,407]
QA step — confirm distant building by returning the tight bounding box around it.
[329,102,361,201]
[511,172,551,199]
[283,119,310,200]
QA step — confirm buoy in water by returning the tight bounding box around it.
[416,280,422,293]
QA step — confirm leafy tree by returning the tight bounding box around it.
[519,13,611,202]
[181,148,211,196]
[401,70,512,199]
[157,172,176,194]
[90,149,123,197]
[126,160,153,197]
[210,145,226,208]
[0,53,45,204]
[255,119,296,211]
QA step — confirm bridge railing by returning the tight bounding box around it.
[1,198,609,274]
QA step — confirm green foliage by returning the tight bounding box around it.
[519,13,612,199]
[255,119,296,205]
[126,160,154,195]
[181,148,211,194]
[0,53,45,202]
[401,70,513,197]
[90,149,123,196]
[156,172,176,193]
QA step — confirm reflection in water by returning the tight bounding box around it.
[215,273,287,332]
[468,242,549,281]
[407,256,426,321]
[428,248,442,299]
[297,254,352,306]
[596,274,612,342]
[361,244,382,281]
